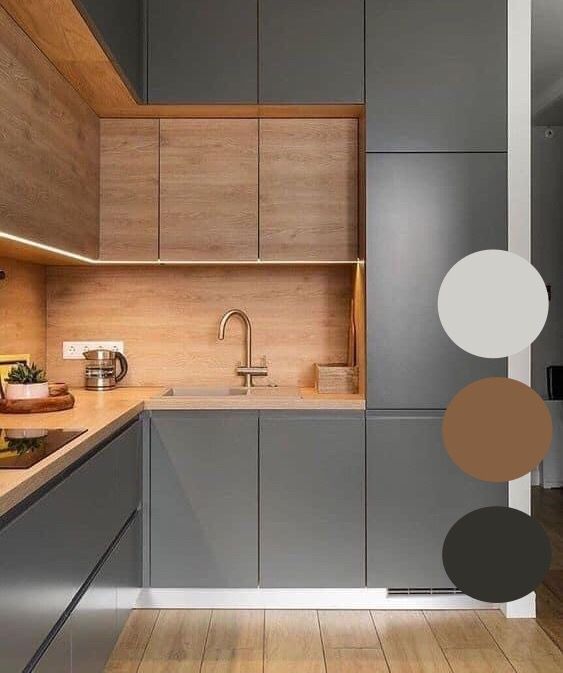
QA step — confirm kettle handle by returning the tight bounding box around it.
[115,352,129,384]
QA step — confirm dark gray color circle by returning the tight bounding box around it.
[443,506,551,603]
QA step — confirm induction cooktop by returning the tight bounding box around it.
[0,428,87,469]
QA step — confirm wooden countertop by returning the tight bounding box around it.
[0,387,365,518]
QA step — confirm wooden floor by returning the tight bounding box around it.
[533,486,563,650]
[105,487,562,672]
[106,607,562,673]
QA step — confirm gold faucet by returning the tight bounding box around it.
[218,309,268,387]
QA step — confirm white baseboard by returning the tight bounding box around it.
[137,588,498,611]
[502,592,536,619]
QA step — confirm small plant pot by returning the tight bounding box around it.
[5,382,50,400]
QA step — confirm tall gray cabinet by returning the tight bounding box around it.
[365,0,509,588]
[365,0,507,152]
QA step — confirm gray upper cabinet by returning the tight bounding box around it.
[148,0,258,103]
[74,0,146,101]
[367,153,507,410]
[260,412,365,588]
[259,0,364,103]
[367,412,508,588]
[150,412,259,587]
[366,0,507,152]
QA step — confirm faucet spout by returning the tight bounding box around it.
[217,309,253,387]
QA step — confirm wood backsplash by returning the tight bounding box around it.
[0,257,46,367]
[46,266,354,388]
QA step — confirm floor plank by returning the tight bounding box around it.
[138,609,211,673]
[371,611,451,673]
[324,648,390,673]
[200,610,264,673]
[478,610,563,673]
[423,611,496,650]
[443,647,515,673]
[205,610,264,650]
[264,610,325,673]
[318,610,381,649]
[105,610,159,673]
[201,648,264,673]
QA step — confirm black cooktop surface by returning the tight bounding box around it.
[0,429,87,469]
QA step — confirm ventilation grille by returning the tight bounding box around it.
[387,587,464,596]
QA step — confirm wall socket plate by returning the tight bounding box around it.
[62,341,125,360]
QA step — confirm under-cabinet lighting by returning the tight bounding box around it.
[0,232,362,266]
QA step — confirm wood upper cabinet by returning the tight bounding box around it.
[0,6,99,259]
[159,119,259,261]
[259,119,358,261]
[259,0,364,103]
[148,0,258,103]
[100,120,159,261]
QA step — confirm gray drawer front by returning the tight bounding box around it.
[260,412,365,587]
[150,412,259,587]
[367,412,508,588]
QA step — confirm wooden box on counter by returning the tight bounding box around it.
[315,364,359,395]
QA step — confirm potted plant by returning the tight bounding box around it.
[4,363,49,400]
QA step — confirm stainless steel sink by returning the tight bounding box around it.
[162,387,249,397]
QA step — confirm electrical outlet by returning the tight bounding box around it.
[62,341,124,360]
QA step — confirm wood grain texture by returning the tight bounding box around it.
[324,649,390,673]
[443,647,515,673]
[318,611,381,649]
[100,120,159,261]
[371,611,451,673]
[477,610,563,673]
[105,610,159,673]
[264,610,325,673]
[46,265,353,388]
[0,5,99,258]
[260,119,358,261]
[137,610,211,673]
[424,611,497,650]
[160,120,258,261]
[201,610,264,673]
[0,0,135,115]
[0,257,46,367]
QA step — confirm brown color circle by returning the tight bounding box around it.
[443,377,552,483]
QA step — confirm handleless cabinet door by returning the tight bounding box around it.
[100,120,159,261]
[151,412,259,587]
[367,412,508,588]
[367,153,507,410]
[148,0,257,103]
[366,0,507,152]
[159,119,259,261]
[259,119,359,261]
[260,412,365,587]
[259,0,364,103]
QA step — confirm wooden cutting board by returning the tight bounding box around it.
[0,394,75,414]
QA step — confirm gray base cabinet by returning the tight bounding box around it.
[32,622,71,673]
[259,0,364,103]
[0,420,142,673]
[367,412,508,588]
[150,412,259,587]
[367,153,507,410]
[366,0,507,152]
[260,412,365,588]
[72,514,141,673]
